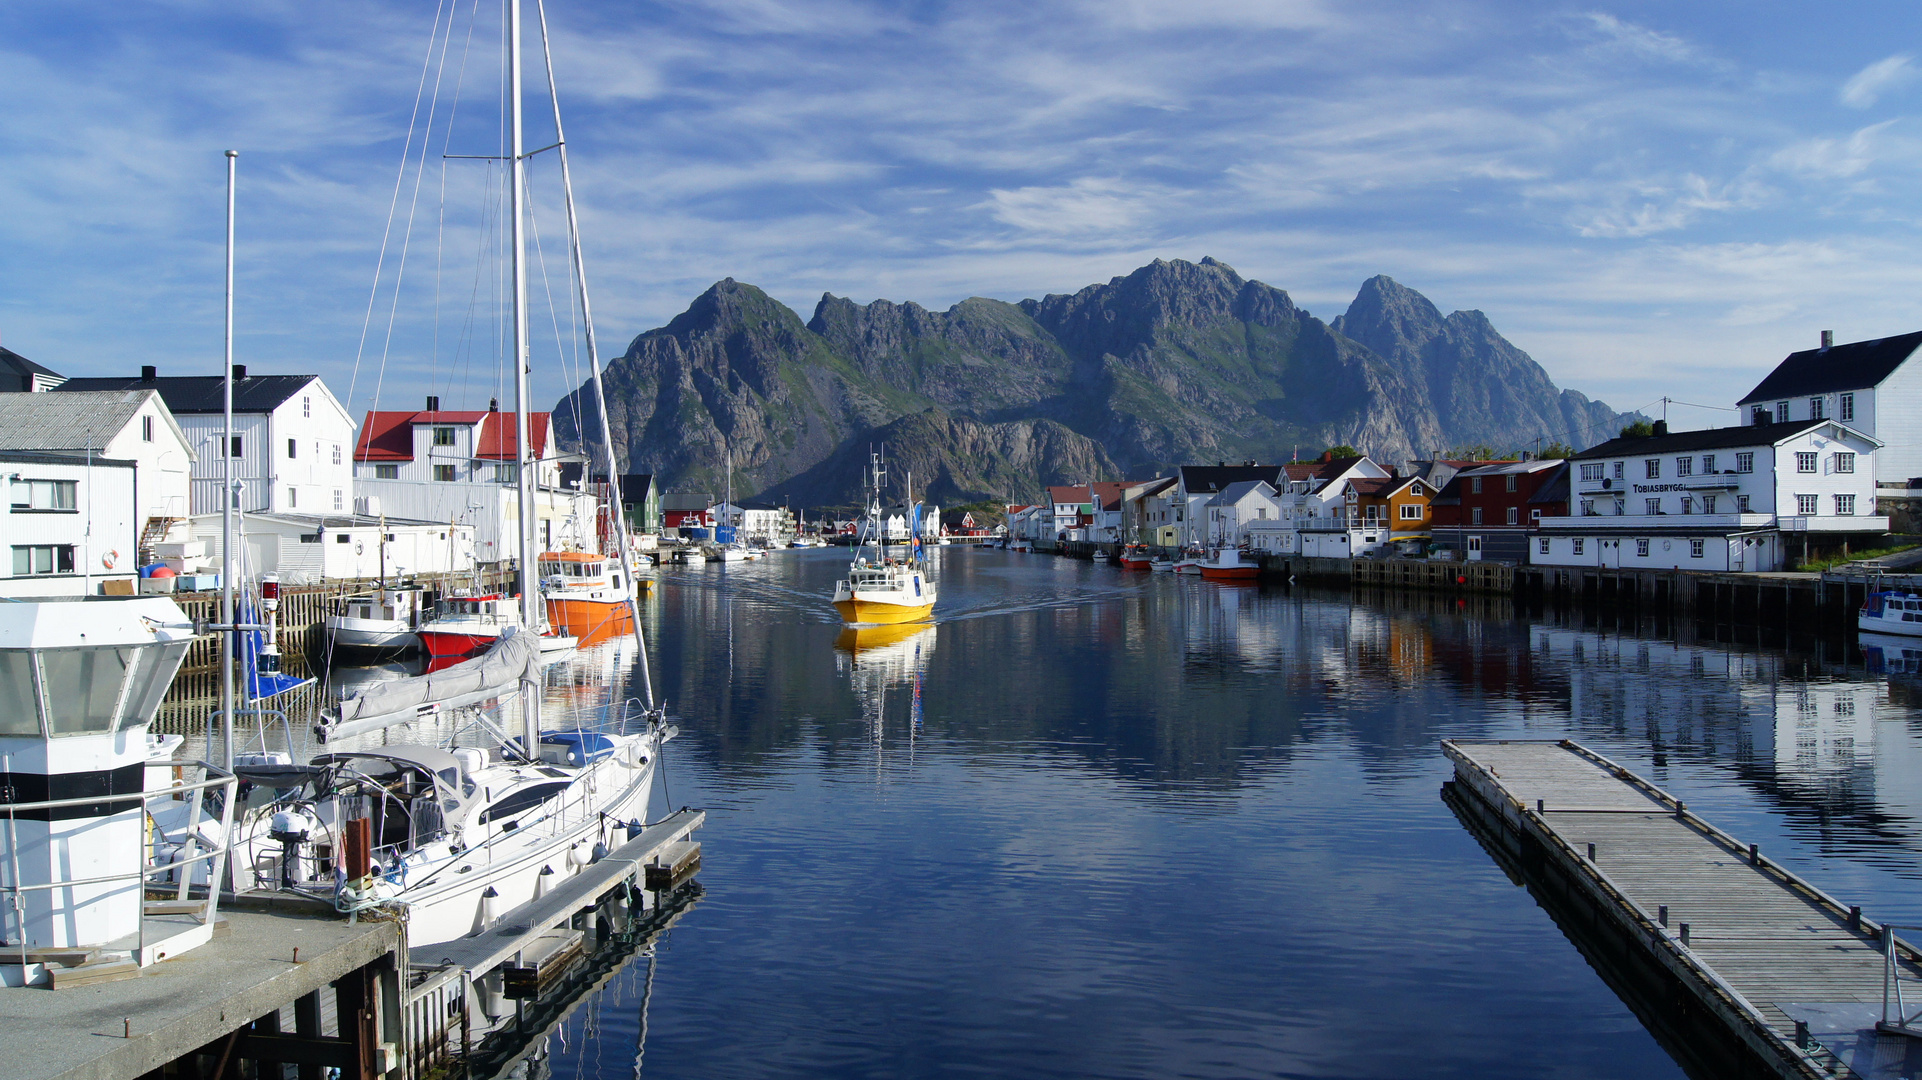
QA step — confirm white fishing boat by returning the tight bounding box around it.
[832,452,938,625]
[324,587,425,655]
[677,547,707,567]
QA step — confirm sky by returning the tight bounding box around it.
[4,0,1922,435]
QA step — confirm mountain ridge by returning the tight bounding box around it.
[553,259,1640,508]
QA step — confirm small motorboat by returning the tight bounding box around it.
[1860,590,1922,636]
[1149,557,1175,573]
[1199,546,1262,581]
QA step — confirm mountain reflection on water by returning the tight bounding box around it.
[359,547,1922,1080]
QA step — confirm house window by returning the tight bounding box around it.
[1703,495,1717,514]
[1530,508,1541,521]
[375,464,398,480]
[433,427,456,447]
[333,489,343,511]
[1834,452,1855,474]
[1580,499,1595,515]
[1840,393,1855,422]
[1703,454,1716,473]
[11,545,74,576]
[287,438,297,459]
[1837,494,1856,516]
[1796,493,1818,515]
[1580,463,1603,481]
[1680,497,1693,514]
[1796,452,1817,473]
[336,533,351,544]
[1691,539,1705,558]
[302,395,311,418]
[1399,503,1421,520]
[1777,400,1790,421]
[1470,477,1483,494]
[11,479,76,511]
[1614,498,1625,515]
[1645,459,1660,479]
[1505,507,1518,525]
[1752,405,1770,425]
[1810,397,1825,420]
[1636,538,1650,557]
[287,486,297,507]
[1538,537,1551,555]
[1675,457,1692,477]
[1471,507,1483,525]
[495,464,515,483]
[1256,508,1268,519]
[1736,452,1754,473]
[1573,538,1585,555]
[141,415,154,442]
[230,436,243,457]
[1645,498,1660,514]
[434,464,457,482]
[1612,461,1624,480]
[1505,475,1518,492]
[1737,494,1751,513]
[332,443,342,465]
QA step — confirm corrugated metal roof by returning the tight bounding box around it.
[0,390,158,451]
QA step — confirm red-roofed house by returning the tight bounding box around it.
[352,398,592,563]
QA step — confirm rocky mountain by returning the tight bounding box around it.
[553,258,1639,507]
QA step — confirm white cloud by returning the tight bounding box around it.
[1576,13,1696,65]
[1770,119,1902,179]
[1841,55,1916,109]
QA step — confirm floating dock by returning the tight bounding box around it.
[4,808,704,1080]
[1444,739,1922,1080]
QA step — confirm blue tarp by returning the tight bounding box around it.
[239,593,312,701]
[540,731,617,765]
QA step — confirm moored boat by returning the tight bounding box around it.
[1860,590,1922,636]
[1118,545,1154,570]
[540,550,635,638]
[1199,546,1262,580]
[325,587,425,656]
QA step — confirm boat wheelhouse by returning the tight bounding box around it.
[540,551,635,638]
[1859,590,1922,637]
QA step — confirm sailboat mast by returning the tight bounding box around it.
[509,0,542,756]
[534,0,654,710]
[220,149,238,772]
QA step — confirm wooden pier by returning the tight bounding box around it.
[1444,738,1922,1080]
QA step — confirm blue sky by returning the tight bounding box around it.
[4,0,1921,435]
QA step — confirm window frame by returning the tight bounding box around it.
[1840,392,1855,422]
[1796,451,1817,474]
[1834,452,1855,474]
[1645,459,1661,479]
[432,426,457,447]
[433,464,457,483]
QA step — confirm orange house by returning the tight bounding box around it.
[1345,475,1435,540]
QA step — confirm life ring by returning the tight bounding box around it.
[102,549,119,570]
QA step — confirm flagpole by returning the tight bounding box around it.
[221,149,237,772]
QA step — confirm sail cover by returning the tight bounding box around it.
[320,628,538,740]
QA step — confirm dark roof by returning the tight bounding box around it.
[737,500,782,511]
[1571,419,1850,460]
[1179,465,1285,494]
[619,474,654,503]
[1738,331,1922,404]
[59,374,315,414]
[662,494,712,512]
[1528,462,1571,505]
[0,345,63,388]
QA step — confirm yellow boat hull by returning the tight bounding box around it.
[834,598,935,624]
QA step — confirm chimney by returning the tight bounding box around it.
[1652,419,1669,436]
[489,397,499,412]
[231,364,246,380]
[1820,330,1833,351]
[140,365,156,381]
[1319,451,1332,463]
[426,395,440,412]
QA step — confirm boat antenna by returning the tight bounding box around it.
[509,0,542,758]
[536,0,654,712]
[220,148,238,773]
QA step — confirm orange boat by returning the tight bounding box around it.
[540,552,637,638]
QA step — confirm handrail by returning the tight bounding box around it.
[1,762,238,975]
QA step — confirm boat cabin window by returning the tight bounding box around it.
[0,651,39,736]
[477,780,570,826]
[43,645,137,735]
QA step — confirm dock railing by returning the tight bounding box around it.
[1,763,238,982]
[1883,924,1922,1037]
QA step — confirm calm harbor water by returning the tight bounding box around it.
[378,548,1922,1078]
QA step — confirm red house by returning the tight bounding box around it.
[1430,460,1569,562]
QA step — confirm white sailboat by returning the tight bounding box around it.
[225,0,672,947]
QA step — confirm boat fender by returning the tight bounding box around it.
[592,841,610,863]
[626,821,644,841]
[568,842,592,870]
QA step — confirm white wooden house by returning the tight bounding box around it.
[58,365,354,518]
[1533,419,1885,571]
[1737,330,1922,487]
[0,389,195,560]
[1,450,137,597]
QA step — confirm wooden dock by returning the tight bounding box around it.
[1444,739,1922,1080]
